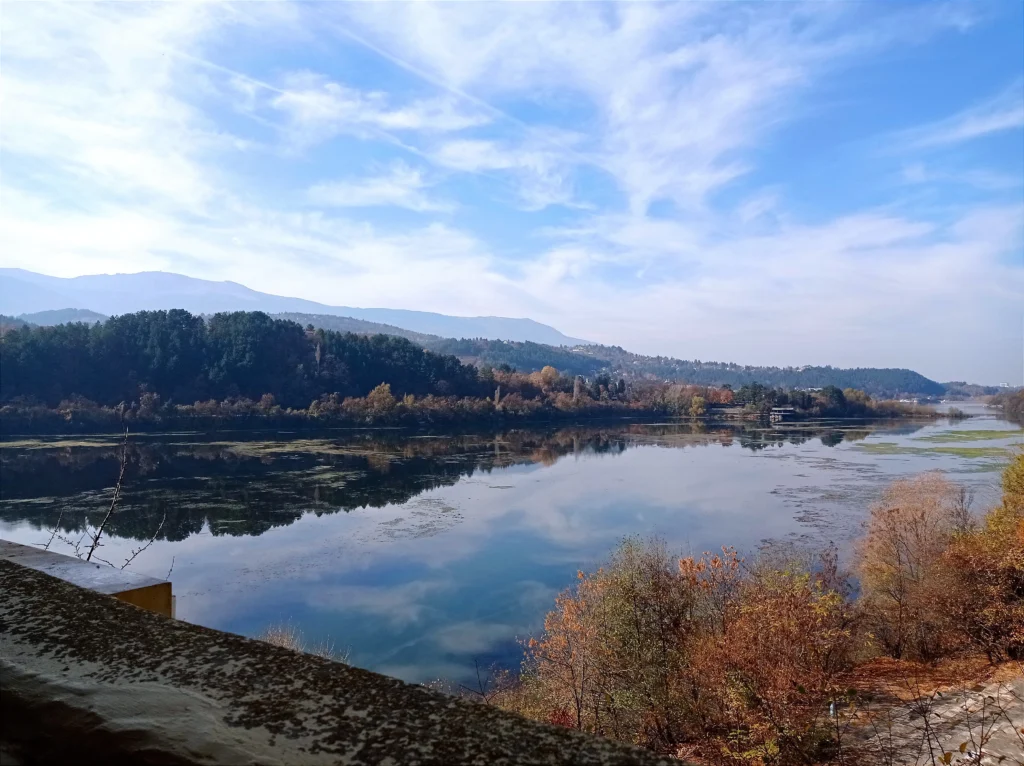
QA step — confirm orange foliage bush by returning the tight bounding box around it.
[855,473,966,661]
[691,562,857,764]
[502,541,857,761]
[943,453,1024,661]
[491,457,1024,763]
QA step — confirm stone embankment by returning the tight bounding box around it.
[0,558,672,766]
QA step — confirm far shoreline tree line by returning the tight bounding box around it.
[0,310,950,432]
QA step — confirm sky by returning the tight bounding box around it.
[1,2,1022,384]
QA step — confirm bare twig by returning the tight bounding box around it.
[55,531,85,558]
[165,555,175,580]
[41,506,66,551]
[121,511,166,570]
[459,659,495,704]
[85,417,129,563]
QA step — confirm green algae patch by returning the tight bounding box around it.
[913,429,1023,444]
[0,437,123,450]
[856,442,1012,459]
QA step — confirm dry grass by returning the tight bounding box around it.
[257,621,348,663]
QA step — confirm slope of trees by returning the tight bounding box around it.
[0,310,484,408]
[0,310,942,433]
[272,311,437,345]
[573,345,946,398]
[10,309,948,398]
[426,338,606,378]
[284,316,946,397]
[942,380,1002,398]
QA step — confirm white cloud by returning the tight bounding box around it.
[266,71,488,150]
[430,136,582,210]
[432,620,516,654]
[900,162,1022,191]
[308,163,454,212]
[897,81,1024,149]
[331,2,967,215]
[0,3,228,210]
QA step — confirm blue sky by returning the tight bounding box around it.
[1,1,1021,383]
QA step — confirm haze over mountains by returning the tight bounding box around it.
[0,269,588,347]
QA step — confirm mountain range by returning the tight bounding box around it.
[0,269,588,346]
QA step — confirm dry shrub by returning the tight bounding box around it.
[259,621,305,651]
[691,556,858,765]
[856,460,1024,664]
[501,539,856,760]
[515,538,700,748]
[257,621,346,662]
[856,473,966,661]
[943,454,1024,661]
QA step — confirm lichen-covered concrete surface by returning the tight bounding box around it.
[0,559,673,765]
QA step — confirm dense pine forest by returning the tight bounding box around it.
[0,310,481,408]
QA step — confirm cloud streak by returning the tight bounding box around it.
[308,162,455,212]
[897,81,1024,149]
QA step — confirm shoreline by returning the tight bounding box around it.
[0,408,952,438]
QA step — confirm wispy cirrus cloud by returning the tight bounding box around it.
[430,135,585,210]
[896,80,1024,149]
[264,71,489,150]
[308,162,455,213]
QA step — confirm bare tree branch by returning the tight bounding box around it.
[40,506,66,551]
[120,511,166,570]
[85,416,128,563]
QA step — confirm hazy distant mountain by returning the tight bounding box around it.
[272,312,439,345]
[18,308,108,326]
[0,269,589,346]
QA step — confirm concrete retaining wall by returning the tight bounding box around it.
[0,558,671,766]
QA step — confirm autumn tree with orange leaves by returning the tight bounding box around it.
[494,455,1024,764]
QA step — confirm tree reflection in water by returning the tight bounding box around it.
[0,421,884,543]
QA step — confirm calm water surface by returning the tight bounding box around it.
[2,403,1019,684]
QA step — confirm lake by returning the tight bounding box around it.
[1,403,1019,685]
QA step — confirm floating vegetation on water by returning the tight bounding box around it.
[948,461,1010,475]
[856,442,1012,459]
[912,429,1023,444]
[0,437,123,450]
[367,497,463,542]
[205,440,396,458]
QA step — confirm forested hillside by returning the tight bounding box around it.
[425,338,606,378]
[0,309,940,434]
[574,344,946,397]
[289,317,945,397]
[0,310,481,408]
[419,339,944,397]
[2,309,947,403]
